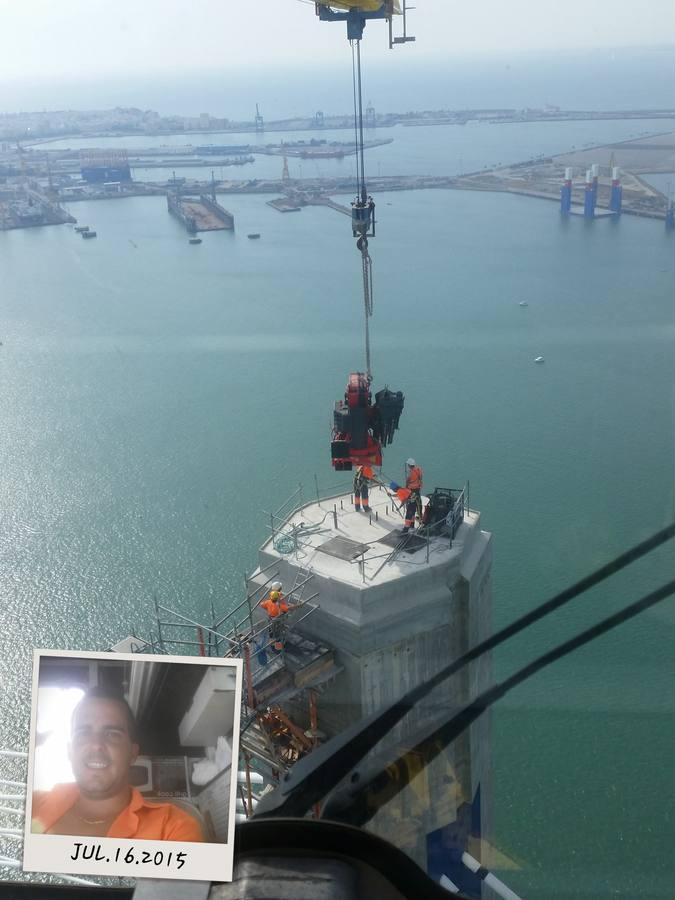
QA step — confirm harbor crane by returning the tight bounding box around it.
[313,2,413,471]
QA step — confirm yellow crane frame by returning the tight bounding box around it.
[315,1,401,14]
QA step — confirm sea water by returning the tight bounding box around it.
[2,116,675,897]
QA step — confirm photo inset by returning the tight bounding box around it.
[23,650,242,882]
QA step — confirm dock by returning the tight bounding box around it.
[303,196,351,217]
[267,197,302,213]
[0,186,76,230]
[167,192,234,232]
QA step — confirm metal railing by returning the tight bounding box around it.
[261,478,470,584]
[116,476,470,651]
[361,483,470,582]
[0,750,102,887]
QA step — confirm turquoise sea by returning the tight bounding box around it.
[2,117,675,897]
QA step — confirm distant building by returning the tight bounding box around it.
[79,149,131,184]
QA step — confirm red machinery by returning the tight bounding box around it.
[331,372,404,471]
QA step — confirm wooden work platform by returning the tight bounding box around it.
[252,630,340,707]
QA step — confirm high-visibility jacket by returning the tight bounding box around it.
[406,466,423,492]
[353,465,374,491]
[261,593,289,618]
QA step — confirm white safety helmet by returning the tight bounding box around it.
[406,458,416,467]
[271,581,283,591]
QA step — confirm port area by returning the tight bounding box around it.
[254,137,393,158]
[262,485,480,588]
[5,132,675,230]
[12,139,389,179]
[167,192,234,232]
[266,197,302,213]
[452,132,675,219]
[14,106,675,146]
[0,183,75,230]
[454,164,664,219]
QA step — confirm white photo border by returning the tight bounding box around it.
[23,648,243,883]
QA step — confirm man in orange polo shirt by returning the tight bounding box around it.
[31,687,203,842]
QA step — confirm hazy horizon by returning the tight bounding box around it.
[2,0,675,118]
[3,0,675,75]
[3,47,675,123]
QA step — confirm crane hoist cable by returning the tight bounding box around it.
[351,39,368,206]
[350,36,375,382]
[320,3,409,475]
[351,45,361,198]
[359,236,374,379]
[315,2,414,392]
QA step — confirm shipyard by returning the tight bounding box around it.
[2,129,675,231]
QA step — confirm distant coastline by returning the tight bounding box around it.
[3,117,675,231]
[5,106,675,147]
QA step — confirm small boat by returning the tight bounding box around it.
[74,225,89,233]
[82,230,97,239]
[247,233,261,239]
[519,301,528,307]
[189,237,202,245]
[534,356,544,364]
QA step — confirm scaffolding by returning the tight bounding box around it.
[119,480,343,817]
[113,476,468,819]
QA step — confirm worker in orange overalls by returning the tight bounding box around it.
[403,458,423,533]
[353,464,374,512]
[260,582,297,653]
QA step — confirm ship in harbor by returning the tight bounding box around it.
[166,191,234,233]
[166,173,234,233]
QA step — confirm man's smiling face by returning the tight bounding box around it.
[69,697,139,800]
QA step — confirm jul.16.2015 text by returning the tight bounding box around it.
[70,842,187,870]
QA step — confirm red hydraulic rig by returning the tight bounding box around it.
[331,373,404,471]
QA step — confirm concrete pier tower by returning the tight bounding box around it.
[248,481,493,886]
[584,169,596,219]
[610,166,623,215]
[560,167,573,215]
[590,162,600,209]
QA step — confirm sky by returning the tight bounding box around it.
[1,0,675,83]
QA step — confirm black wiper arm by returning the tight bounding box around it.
[253,521,675,819]
[321,576,675,825]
